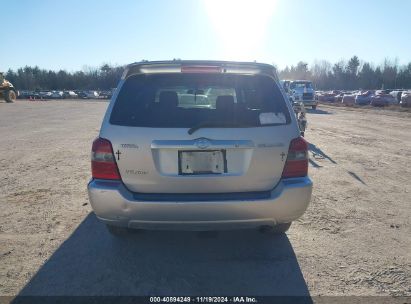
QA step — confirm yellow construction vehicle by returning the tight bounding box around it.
[0,72,18,103]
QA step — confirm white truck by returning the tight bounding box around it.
[280,79,308,136]
[288,80,318,110]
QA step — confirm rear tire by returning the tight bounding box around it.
[106,224,130,236]
[259,222,292,234]
[5,90,16,103]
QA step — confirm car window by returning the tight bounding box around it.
[110,74,290,127]
[290,82,312,89]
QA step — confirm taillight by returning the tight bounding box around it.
[91,138,121,180]
[281,137,308,178]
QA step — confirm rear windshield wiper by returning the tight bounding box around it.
[188,121,253,135]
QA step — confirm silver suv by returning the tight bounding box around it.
[88,60,312,235]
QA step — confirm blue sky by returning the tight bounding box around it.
[2,0,410,71]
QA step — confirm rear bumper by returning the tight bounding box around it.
[87,177,312,231]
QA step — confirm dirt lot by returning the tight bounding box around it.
[0,100,410,299]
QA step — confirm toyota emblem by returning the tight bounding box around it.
[195,138,211,149]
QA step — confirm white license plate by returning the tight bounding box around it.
[179,150,226,174]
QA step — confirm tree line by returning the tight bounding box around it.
[4,57,411,91]
[279,56,411,90]
[4,64,123,91]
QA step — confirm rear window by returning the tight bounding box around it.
[110,74,290,127]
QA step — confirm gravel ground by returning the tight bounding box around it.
[0,100,410,300]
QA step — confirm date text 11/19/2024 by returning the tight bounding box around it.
[149,296,258,303]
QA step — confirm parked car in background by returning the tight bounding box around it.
[334,92,345,103]
[355,90,374,105]
[98,91,108,99]
[18,90,31,99]
[63,91,78,99]
[329,90,342,102]
[289,80,318,109]
[98,90,114,99]
[26,91,41,99]
[400,91,411,107]
[50,91,64,99]
[390,90,403,103]
[370,90,397,107]
[315,91,324,102]
[342,94,356,105]
[86,90,99,99]
[378,90,392,96]
[39,91,52,99]
[75,90,88,99]
[317,90,339,102]
[88,60,312,236]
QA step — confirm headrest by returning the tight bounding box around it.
[216,95,235,111]
[186,89,205,95]
[159,91,178,107]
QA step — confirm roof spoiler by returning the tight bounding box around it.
[121,60,277,80]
